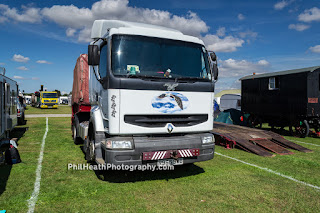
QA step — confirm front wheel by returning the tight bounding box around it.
[84,133,95,163]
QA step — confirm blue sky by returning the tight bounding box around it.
[0,0,320,93]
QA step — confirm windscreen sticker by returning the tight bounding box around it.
[127,65,140,74]
[152,92,189,113]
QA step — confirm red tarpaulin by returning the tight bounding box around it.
[72,54,90,105]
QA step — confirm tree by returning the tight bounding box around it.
[54,90,61,97]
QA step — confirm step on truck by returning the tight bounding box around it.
[72,20,219,167]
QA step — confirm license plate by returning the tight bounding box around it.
[157,158,183,166]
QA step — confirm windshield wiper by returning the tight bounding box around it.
[175,77,210,82]
[125,74,168,80]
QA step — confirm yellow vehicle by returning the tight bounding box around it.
[39,91,58,109]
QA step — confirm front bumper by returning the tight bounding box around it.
[101,133,215,165]
[40,104,58,108]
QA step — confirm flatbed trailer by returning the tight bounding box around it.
[212,122,312,157]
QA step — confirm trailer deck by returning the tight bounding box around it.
[212,122,312,157]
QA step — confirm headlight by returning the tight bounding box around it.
[106,140,133,149]
[202,136,214,144]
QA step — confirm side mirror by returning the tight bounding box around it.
[210,52,217,62]
[213,64,218,81]
[209,52,218,81]
[88,45,100,66]
[0,67,5,75]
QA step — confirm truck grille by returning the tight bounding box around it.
[124,114,208,127]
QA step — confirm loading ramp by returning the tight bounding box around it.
[212,122,312,157]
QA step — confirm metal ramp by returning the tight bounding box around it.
[212,122,312,157]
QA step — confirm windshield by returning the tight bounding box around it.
[111,35,211,81]
[43,93,57,98]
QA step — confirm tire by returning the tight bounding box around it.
[85,131,95,163]
[72,116,81,145]
[247,115,262,129]
[290,120,309,138]
[21,113,26,125]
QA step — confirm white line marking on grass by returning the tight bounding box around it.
[27,117,49,213]
[215,152,320,191]
[290,140,320,147]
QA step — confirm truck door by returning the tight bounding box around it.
[4,83,10,131]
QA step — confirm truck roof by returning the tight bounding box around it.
[240,66,320,80]
[91,20,204,46]
[41,91,57,93]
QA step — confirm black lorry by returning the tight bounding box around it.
[240,66,320,137]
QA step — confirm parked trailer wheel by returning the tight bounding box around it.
[248,115,262,129]
[290,120,309,138]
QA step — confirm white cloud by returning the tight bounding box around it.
[216,27,226,37]
[0,1,248,52]
[13,76,26,80]
[237,14,245,20]
[0,62,5,65]
[298,7,320,22]
[257,60,270,66]
[41,5,93,29]
[0,4,41,23]
[274,1,291,10]
[17,66,28,71]
[238,30,258,39]
[218,58,270,78]
[12,54,30,63]
[66,28,76,37]
[0,16,8,23]
[309,45,320,53]
[2,0,209,42]
[203,35,244,52]
[36,60,52,64]
[32,77,40,80]
[40,0,209,42]
[288,23,310,31]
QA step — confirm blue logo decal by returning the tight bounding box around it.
[152,92,189,113]
[167,123,174,133]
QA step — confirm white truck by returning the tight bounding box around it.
[72,20,219,166]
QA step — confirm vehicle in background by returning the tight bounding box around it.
[59,96,69,104]
[31,92,40,107]
[31,90,59,109]
[18,93,27,110]
[24,95,31,105]
[241,66,320,137]
[215,89,241,105]
[0,67,18,139]
[17,101,25,125]
[219,94,241,111]
[39,91,59,108]
[72,20,219,166]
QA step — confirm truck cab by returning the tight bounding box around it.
[73,20,218,166]
[39,91,58,108]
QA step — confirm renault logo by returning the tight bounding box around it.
[167,123,174,133]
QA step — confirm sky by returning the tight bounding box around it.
[1,0,320,94]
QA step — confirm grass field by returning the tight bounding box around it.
[24,105,71,115]
[0,118,320,212]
